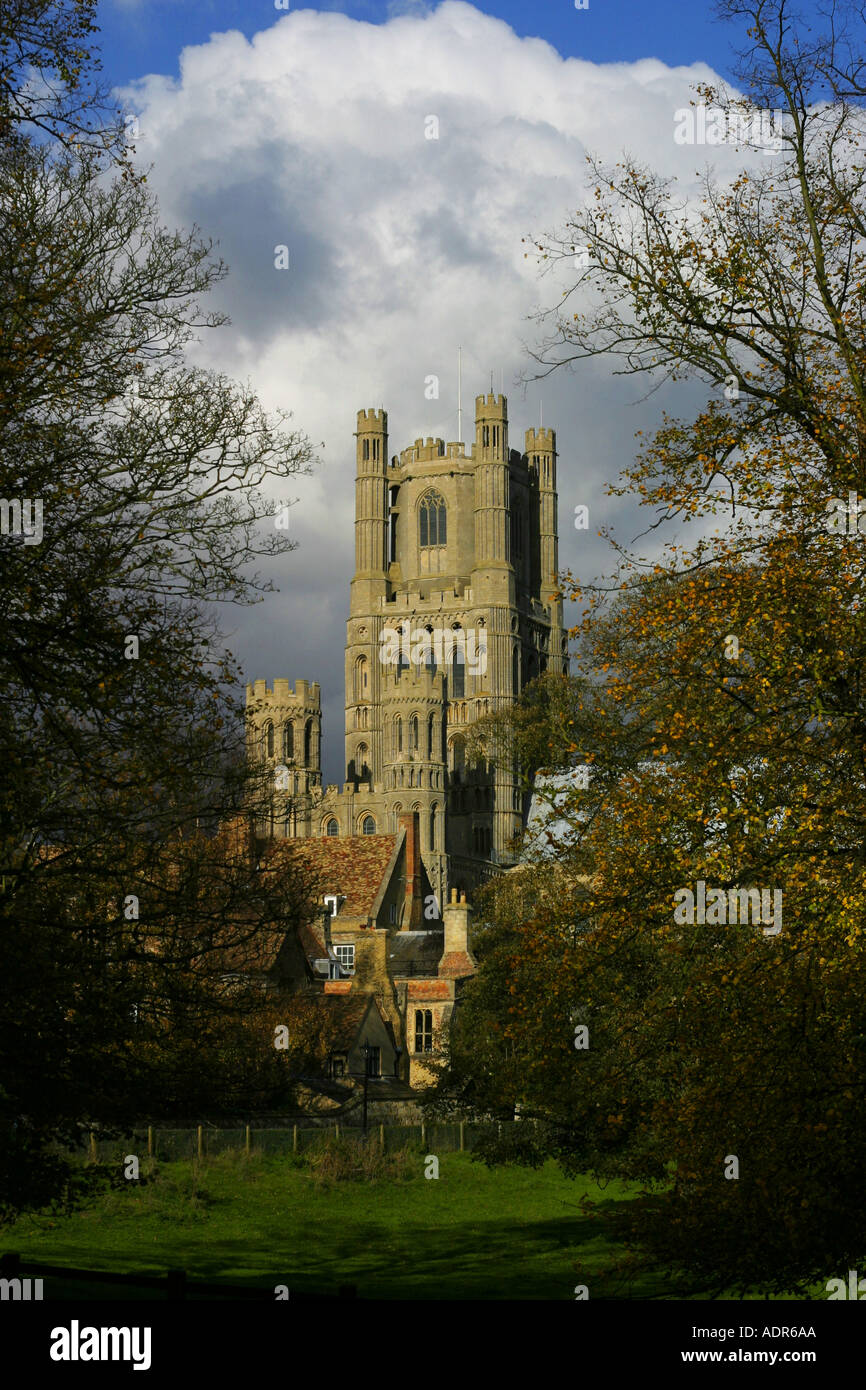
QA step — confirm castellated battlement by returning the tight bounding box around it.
[395,439,473,467]
[401,436,446,464]
[525,427,556,451]
[246,678,321,710]
[475,392,507,415]
[356,407,387,429]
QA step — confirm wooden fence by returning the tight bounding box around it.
[81,1119,507,1163]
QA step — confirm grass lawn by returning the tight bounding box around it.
[0,1149,824,1300]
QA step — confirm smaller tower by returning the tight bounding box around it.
[352,408,389,612]
[525,426,565,672]
[472,394,512,603]
[245,679,322,838]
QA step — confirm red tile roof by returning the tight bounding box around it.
[265,835,400,922]
[407,979,452,1000]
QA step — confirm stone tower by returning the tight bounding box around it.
[246,389,567,903]
[245,678,322,837]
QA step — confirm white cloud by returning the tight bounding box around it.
[117,2,741,782]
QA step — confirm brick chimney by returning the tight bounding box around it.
[439,889,476,978]
[397,811,423,929]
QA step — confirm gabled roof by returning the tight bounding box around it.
[311,993,391,1050]
[266,834,400,922]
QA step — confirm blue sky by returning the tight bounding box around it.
[98,0,739,102]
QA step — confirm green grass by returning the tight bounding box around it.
[0,1149,827,1300]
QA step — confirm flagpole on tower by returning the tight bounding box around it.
[457,346,463,445]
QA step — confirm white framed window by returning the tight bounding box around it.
[334,943,355,975]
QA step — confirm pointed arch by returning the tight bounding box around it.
[418,489,447,547]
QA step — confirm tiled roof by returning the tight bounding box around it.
[389,929,444,977]
[265,835,399,921]
[298,920,326,959]
[439,951,476,980]
[312,993,382,1049]
[407,979,452,1000]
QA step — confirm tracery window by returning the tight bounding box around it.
[419,490,447,548]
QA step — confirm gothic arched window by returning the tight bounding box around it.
[362,815,376,835]
[265,722,274,758]
[304,718,313,766]
[451,645,465,699]
[411,715,419,751]
[282,722,294,760]
[326,818,339,837]
[419,490,446,548]
[415,1009,433,1053]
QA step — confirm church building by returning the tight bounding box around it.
[246,389,567,907]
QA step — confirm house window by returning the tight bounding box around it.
[326,818,339,837]
[362,815,376,834]
[365,1046,381,1078]
[415,1009,433,1053]
[330,1052,347,1079]
[334,944,355,975]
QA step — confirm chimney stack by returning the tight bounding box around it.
[439,892,476,978]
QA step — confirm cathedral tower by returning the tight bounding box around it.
[246,385,567,902]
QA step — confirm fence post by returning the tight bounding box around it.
[421,1121,426,1150]
[147,1125,153,1158]
[292,1124,298,1154]
[379,1123,385,1152]
[245,1124,251,1156]
[335,1121,340,1141]
[197,1125,203,1160]
[89,1131,98,1165]
[459,1120,465,1152]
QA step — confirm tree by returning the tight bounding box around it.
[445,0,866,1294]
[0,7,318,1214]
